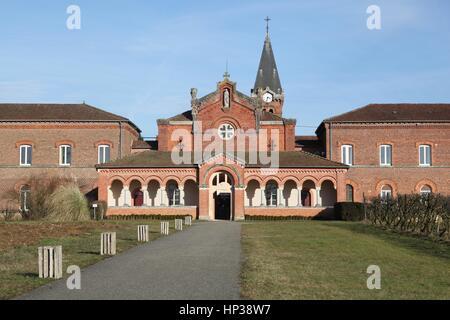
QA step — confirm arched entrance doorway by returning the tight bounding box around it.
[210,171,234,220]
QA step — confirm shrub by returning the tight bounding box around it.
[334,202,366,221]
[366,194,449,241]
[2,174,77,220]
[46,185,90,222]
[106,214,190,221]
[244,215,311,221]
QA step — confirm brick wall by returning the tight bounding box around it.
[0,121,139,208]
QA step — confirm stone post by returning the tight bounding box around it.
[101,232,117,255]
[175,219,183,231]
[137,225,149,242]
[185,216,192,226]
[160,221,170,235]
[38,246,63,279]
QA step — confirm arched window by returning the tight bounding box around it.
[380,185,393,201]
[346,184,354,202]
[420,185,432,197]
[20,185,31,212]
[265,181,278,206]
[167,182,180,206]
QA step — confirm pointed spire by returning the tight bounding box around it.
[254,17,282,94]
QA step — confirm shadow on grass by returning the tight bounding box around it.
[78,251,99,255]
[328,222,450,260]
[15,272,39,278]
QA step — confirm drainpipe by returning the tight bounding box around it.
[119,121,123,159]
[329,122,333,160]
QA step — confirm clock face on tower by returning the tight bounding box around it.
[262,92,273,103]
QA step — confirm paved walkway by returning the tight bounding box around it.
[19,222,241,300]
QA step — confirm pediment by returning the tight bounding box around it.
[198,152,246,168]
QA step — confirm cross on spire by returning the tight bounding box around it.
[223,59,230,79]
[265,16,271,35]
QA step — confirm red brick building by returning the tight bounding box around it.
[2,31,449,220]
[0,103,141,210]
[96,33,350,220]
[317,104,450,202]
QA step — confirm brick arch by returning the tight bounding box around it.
[14,180,31,192]
[125,176,145,186]
[94,140,114,148]
[281,176,300,186]
[262,176,282,187]
[345,179,359,190]
[414,179,437,193]
[108,176,126,186]
[163,176,182,186]
[181,176,197,185]
[318,176,337,188]
[144,176,163,185]
[300,176,318,186]
[244,176,263,185]
[211,116,242,130]
[15,140,36,148]
[375,179,398,197]
[203,165,242,187]
[344,179,359,201]
[55,139,76,148]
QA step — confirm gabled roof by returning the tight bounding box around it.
[0,103,141,132]
[324,104,450,123]
[132,140,158,150]
[96,150,347,169]
[254,35,282,94]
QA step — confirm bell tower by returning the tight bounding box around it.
[252,17,284,116]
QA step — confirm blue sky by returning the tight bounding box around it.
[1,0,449,137]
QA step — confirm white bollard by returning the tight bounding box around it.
[185,216,192,226]
[137,225,149,242]
[38,246,63,279]
[160,221,170,235]
[175,219,183,231]
[100,232,117,255]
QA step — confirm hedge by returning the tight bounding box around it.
[334,202,365,221]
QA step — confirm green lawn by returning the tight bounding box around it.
[241,221,450,300]
[0,220,166,300]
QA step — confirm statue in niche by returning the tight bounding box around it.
[190,88,198,101]
[223,89,230,109]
